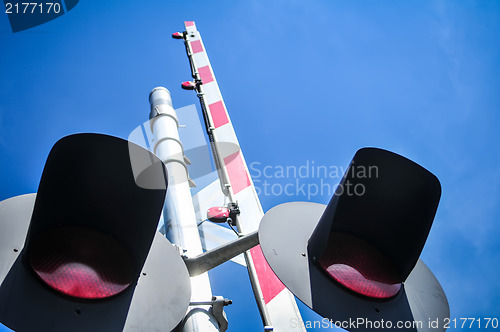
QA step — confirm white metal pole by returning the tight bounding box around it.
[149,87,219,332]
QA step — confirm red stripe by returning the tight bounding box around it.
[223,151,251,194]
[198,66,213,84]
[191,40,203,54]
[208,101,229,128]
[250,245,286,304]
[185,21,195,27]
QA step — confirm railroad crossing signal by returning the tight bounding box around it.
[0,134,191,332]
[259,148,449,331]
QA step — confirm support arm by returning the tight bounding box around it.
[184,231,259,277]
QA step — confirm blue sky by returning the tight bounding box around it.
[1,1,499,331]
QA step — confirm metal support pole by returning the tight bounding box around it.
[149,87,219,332]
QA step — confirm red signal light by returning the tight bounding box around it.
[318,232,401,299]
[181,81,197,90]
[207,207,230,223]
[172,32,184,39]
[28,226,135,300]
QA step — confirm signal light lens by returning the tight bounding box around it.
[181,81,197,90]
[172,32,184,39]
[207,206,230,223]
[28,227,135,300]
[318,233,401,299]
